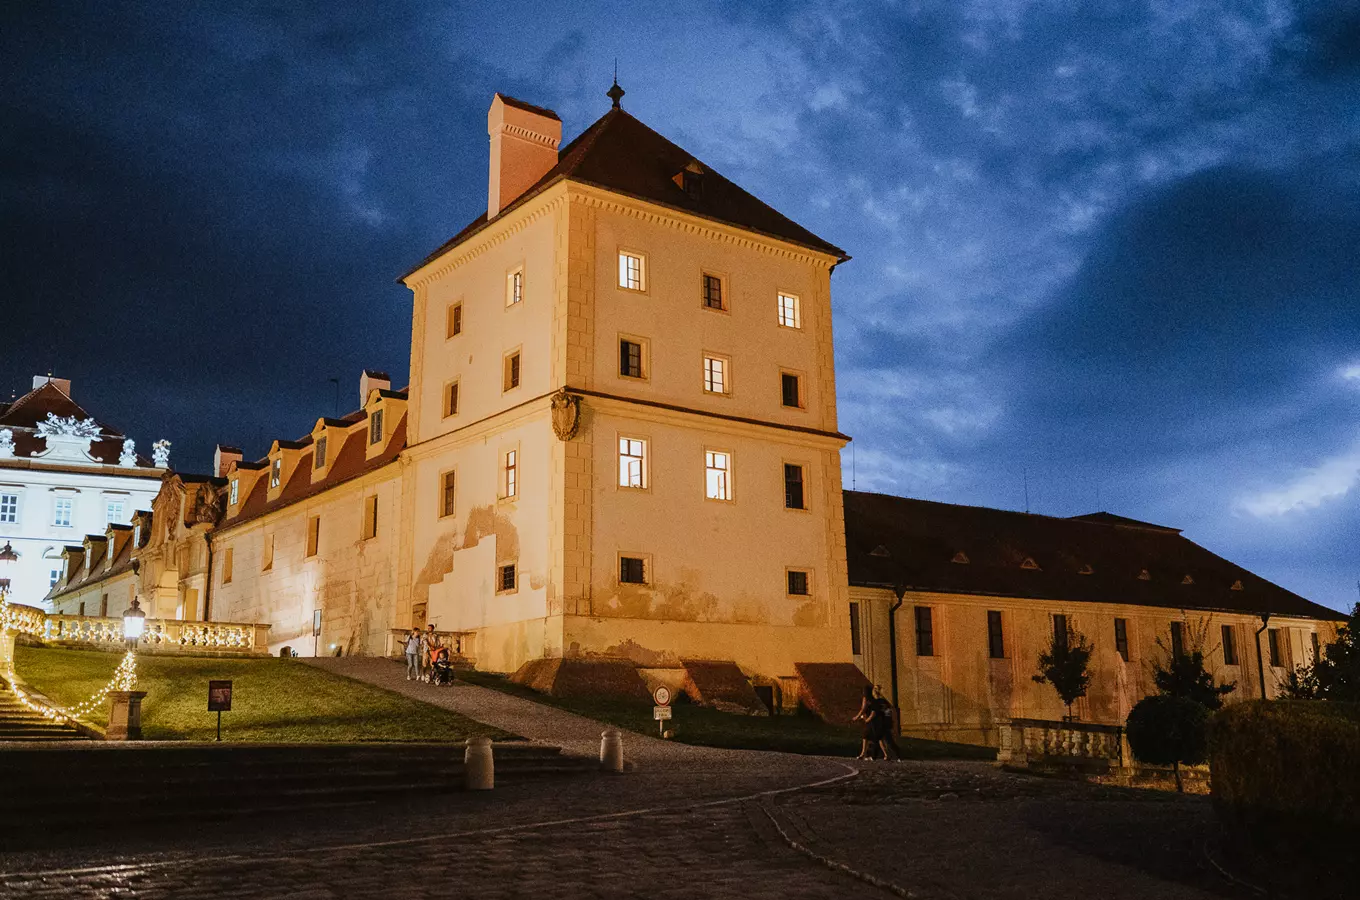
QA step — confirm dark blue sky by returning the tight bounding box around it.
[3,1,1357,611]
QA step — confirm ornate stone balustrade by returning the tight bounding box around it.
[43,616,272,655]
[385,628,476,662]
[1,601,47,637]
[997,717,1132,772]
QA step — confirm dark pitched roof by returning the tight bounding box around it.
[844,490,1342,621]
[403,106,847,279]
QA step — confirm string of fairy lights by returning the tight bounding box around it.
[2,598,137,726]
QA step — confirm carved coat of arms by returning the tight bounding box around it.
[550,389,581,441]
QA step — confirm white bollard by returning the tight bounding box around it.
[600,728,624,773]
[465,736,494,790]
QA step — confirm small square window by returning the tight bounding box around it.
[619,437,647,489]
[702,273,725,310]
[507,269,524,306]
[777,292,801,329]
[618,252,645,291]
[620,556,647,585]
[787,569,810,596]
[498,563,517,593]
[703,355,729,394]
[780,372,803,408]
[619,339,645,379]
[447,301,463,338]
[783,463,805,510]
[314,436,328,469]
[370,409,385,445]
[705,450,732,501]
[504,351,521,392]
[440,471,457,518]
[444,381,460,418]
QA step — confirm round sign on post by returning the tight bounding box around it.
[653,686,671,706]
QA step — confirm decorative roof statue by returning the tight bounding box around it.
[152,439,171,469]
[119,438,137,468]
[36,412,101,439]
[0,428,13,459]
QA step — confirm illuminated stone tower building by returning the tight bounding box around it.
[397,88,854,682]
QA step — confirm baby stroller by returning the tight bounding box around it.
[427,645,456,685]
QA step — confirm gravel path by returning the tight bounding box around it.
[305,656,716,764]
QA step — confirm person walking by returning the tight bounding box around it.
[852,684,885,760]
[874,684,902,761]
[402,628,422,681]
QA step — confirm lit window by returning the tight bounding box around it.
[507,269,524,306]
[228,480,238,506]
[362,495,378,540]
[314,436,327,469]
[222,548,233,585]
[270,458,282,488]
[447,301,463,337]
[503,450,518,499]
[504,351,521,391]
[787,570,810,596]
[133,524,142,547]
[440,471,456,518]
[618,252,644,290]
[370,409,385,445]
[0,493,17,524]
[53,498,73,527]
[620,556,647,584]
[777,292,801,329]
[702,273,725,310]
[783,464,805,510]
[105,499,124,524]
[703,355,728,394]
[619,339,644,379]
[618,438,647,489]
[498,563,517,593]
[780,372,803,408]
[445,381,460,418]
[306,515,320,557]
[705,451,731,501]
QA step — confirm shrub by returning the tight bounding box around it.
[1125,695,1208,792]
[1209,701,1360,857]
[1032,628,1093,719]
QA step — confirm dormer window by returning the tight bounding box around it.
[1138,569,1152,581]
[1020,557,1040,571]
[1181,574,1194,585]
[951,551,969,564]
[682,169,702,198]
[314,436,327,469]
[269,458,282,489]
[370,409,384,445]
[228,480,239,506]
[133,524,141,547]
[1078,563,1094,575]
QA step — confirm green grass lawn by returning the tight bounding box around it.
[13,645,513,743]
[457,670,994,760]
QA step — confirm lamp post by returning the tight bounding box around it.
[0,541,17,602]
[122,596,146,651]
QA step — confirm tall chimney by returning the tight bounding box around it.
[214,445,243,478]
[359,370,391,406]
[487,94,562,219]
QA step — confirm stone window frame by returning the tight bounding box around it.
[704,447,733,502]
[617,248,647,293]
[439,468,457,519]
[496,561,518,595]
[617,334,650,381]
[702,352,731,396]
[502,347,523,394]
[617,552,651,586]
[360,494,379,542]
[785,567,812,598]
[446,299,464,339]
[777,290,802,329]
[505,265,525,308]
[443,378,461,419]
[779,368,807,410]
[617,434,649,491]
[700,270,729,313]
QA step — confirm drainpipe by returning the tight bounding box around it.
[1254,613,1270,700]
[888,584,906,734]
[202,532,214,623]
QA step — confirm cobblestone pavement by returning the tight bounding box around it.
[0,758,1258,899]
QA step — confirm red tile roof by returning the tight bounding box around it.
[403,106,848,279]
[844,490,1341,621]
[0,381,154,467]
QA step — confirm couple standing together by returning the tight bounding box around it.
[402,625,442,680]
[854,684,902,760]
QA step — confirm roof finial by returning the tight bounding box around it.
[607,61,624,109]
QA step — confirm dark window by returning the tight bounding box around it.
[441,472,456,518]
[1268,628,1282,667]
[1312,631,1321,661]
[445,382,459,417]
[1170,621,1185,659]
[682,169,702,198]
[619,556,646,584]
[702,274,724,310]
[783,464,805,510]
[1114,618,1129,662]
[619,340,643,378]
[79,602,85,616]
[849,602,861,655]
[448,302,462,337]
[499,564,517,592]
[1221,625,1238,666]
[914,607,934,657]
[987,610,1005,659]
[787,570,809,596]
[781,372,802,408]
[369,409,384,445]
[314,436,327,469]
[1053,614,1068,650]
[100,594,108,617]
[504,352,521,390]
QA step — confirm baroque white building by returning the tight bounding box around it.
[0,376,167,610]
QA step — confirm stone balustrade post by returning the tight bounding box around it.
[600,728,624,773]
[465,737,494,790]
[106,690,147,741]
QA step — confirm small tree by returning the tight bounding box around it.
[1032,627,1093,720]
[1312,603,1360,702]
[1125,695,1208,792]
[1277,664,1321,699]
[1151,620,1235,710]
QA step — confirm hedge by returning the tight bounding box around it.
[1209,701,1360,851]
